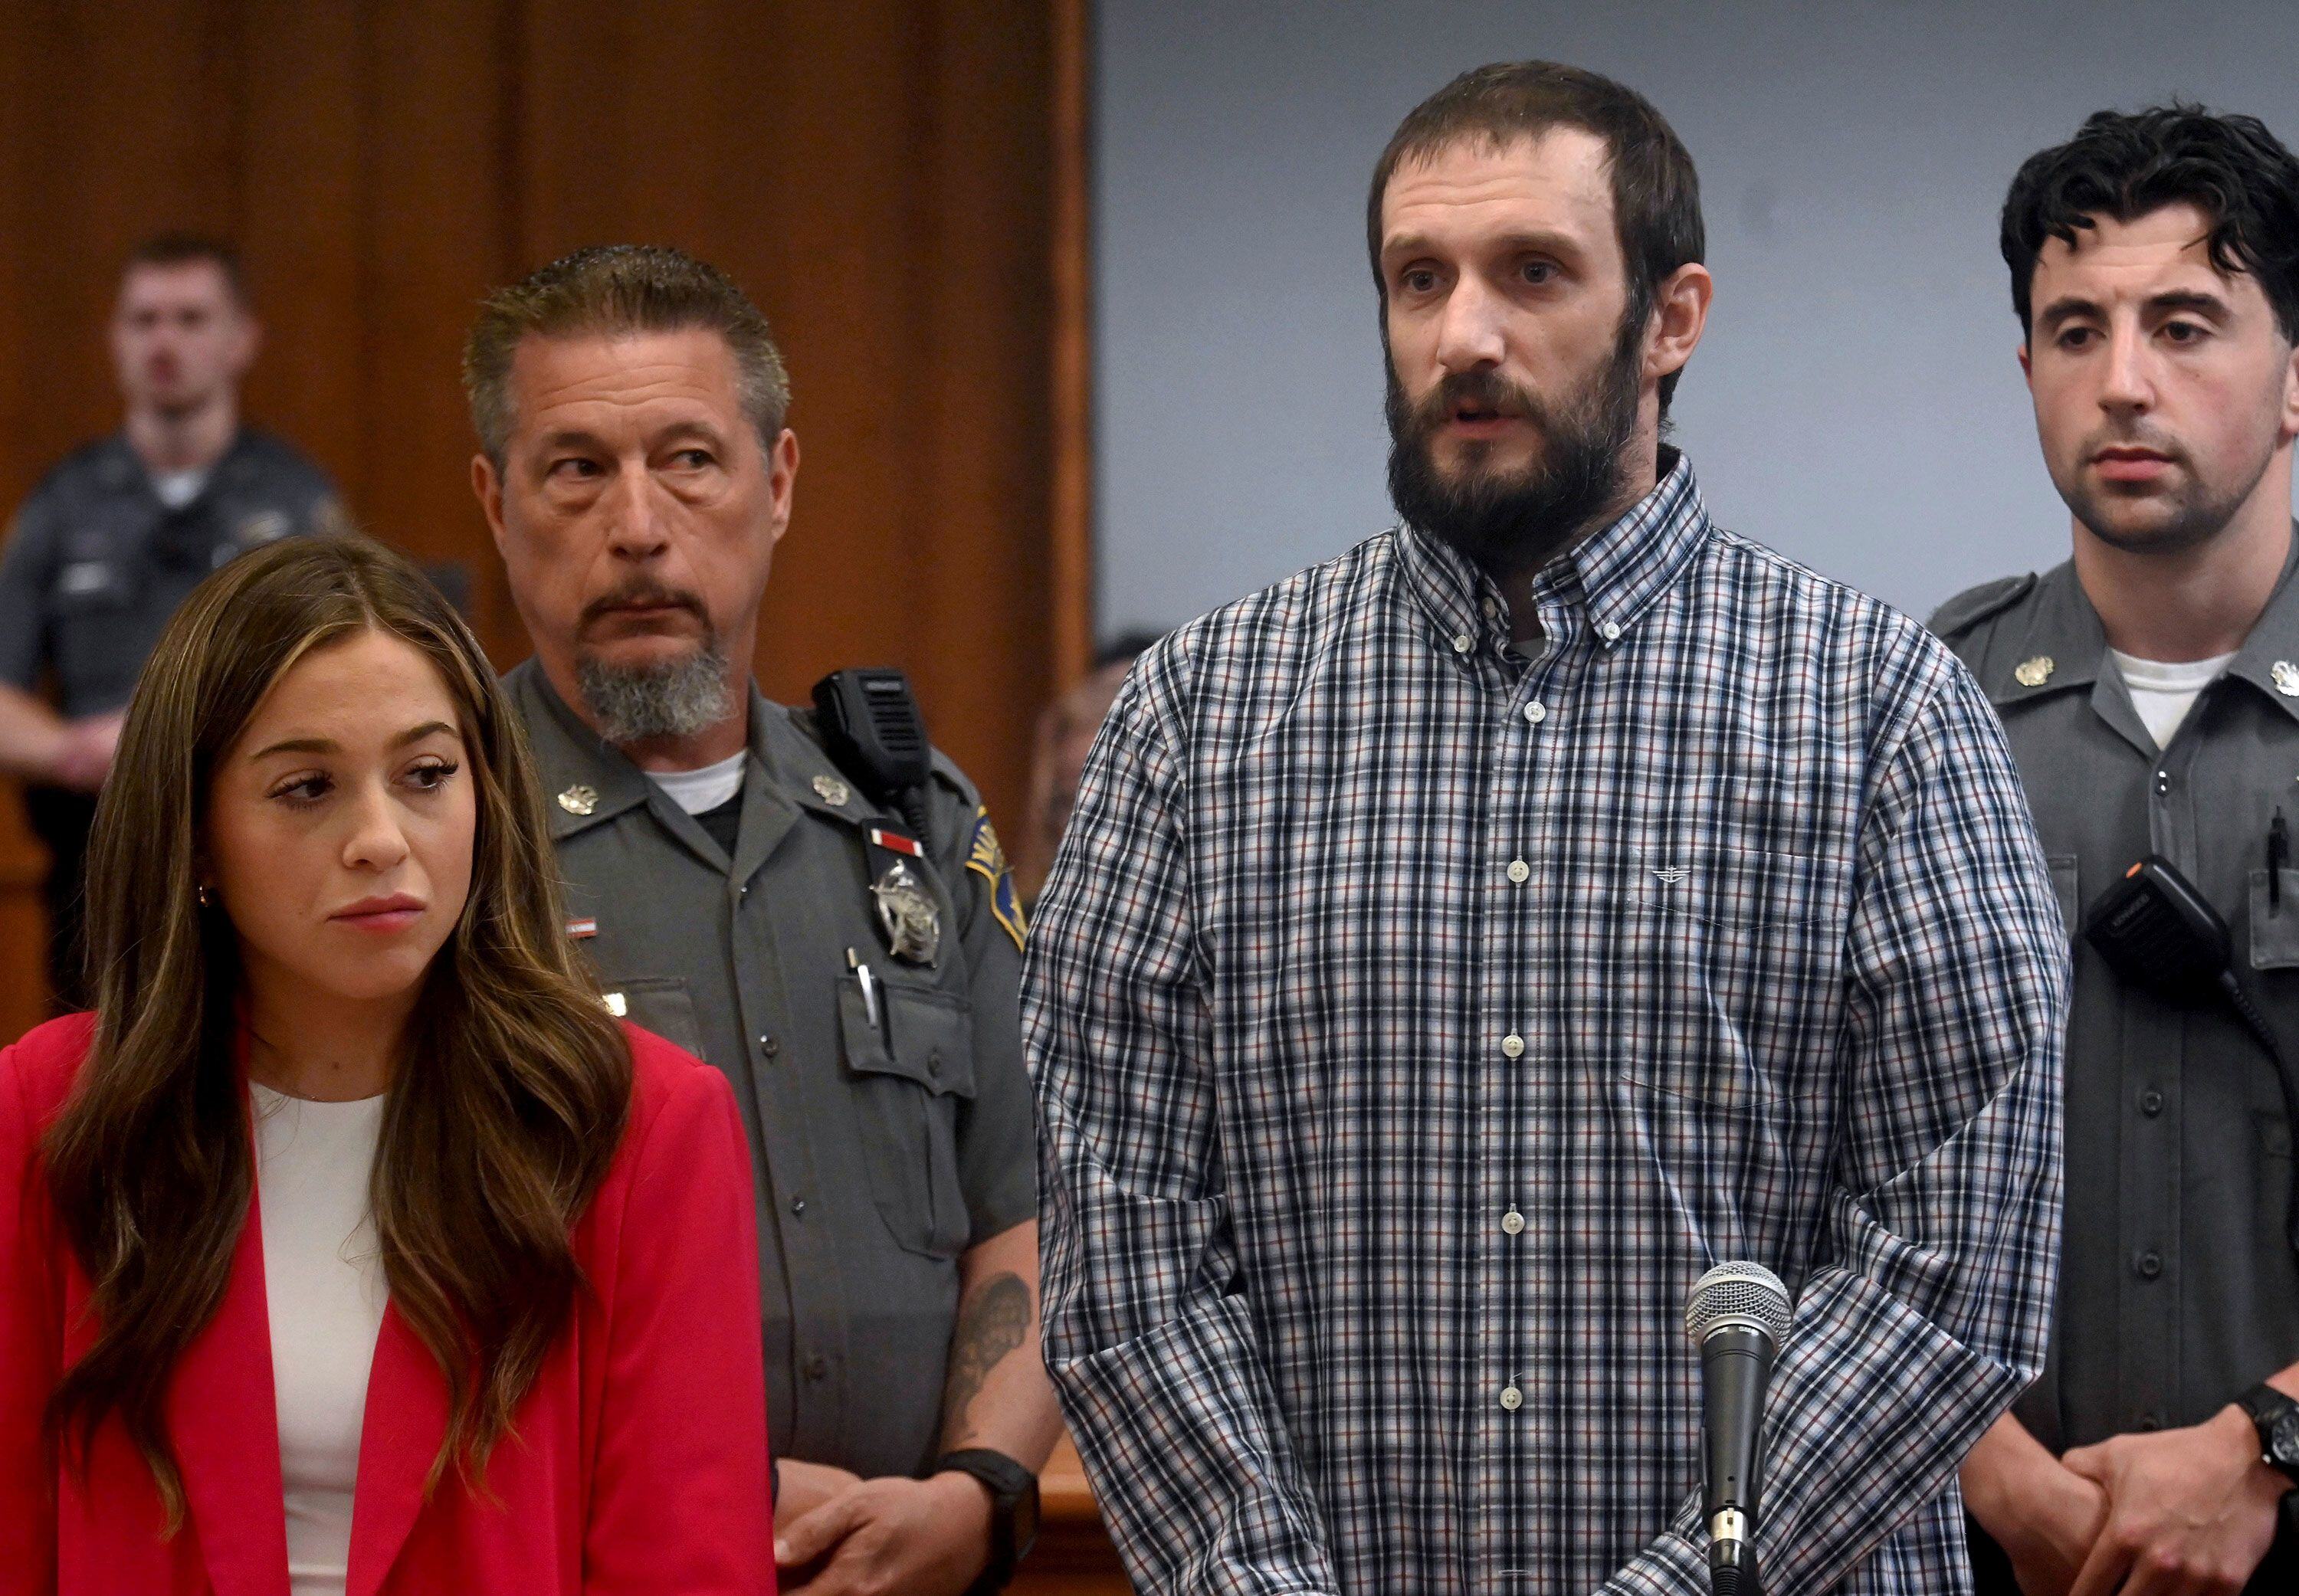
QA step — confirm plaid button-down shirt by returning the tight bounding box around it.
[1025,454,2068,1595]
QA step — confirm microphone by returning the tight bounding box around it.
[1684,1261,1792,1596]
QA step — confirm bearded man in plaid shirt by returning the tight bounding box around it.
[1026,61,2069,1596]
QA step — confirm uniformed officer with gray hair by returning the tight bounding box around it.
[0,234,343,1009]
[466,244,1059,1596]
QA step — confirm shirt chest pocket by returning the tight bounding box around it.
[1600,845,1841,1109]
[598,975,709,1061]
[838,978,979,1257]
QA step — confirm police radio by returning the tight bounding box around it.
[812,668,934,845]
[2086,855,2299,1252]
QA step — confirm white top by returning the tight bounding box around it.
[149,467,208,510]
[2110,648,2236,750]
[251,1083,390,1596]
[648,748,746,814]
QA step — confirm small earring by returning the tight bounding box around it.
[196,884,215,909]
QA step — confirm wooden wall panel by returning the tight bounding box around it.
[0,0,1078,1034]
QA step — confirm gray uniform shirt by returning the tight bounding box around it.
[507,662,1037,1478]
[0,430,342,712]
[1933,539,2299,1450]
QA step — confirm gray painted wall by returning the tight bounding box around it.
[1093,0,2299,640]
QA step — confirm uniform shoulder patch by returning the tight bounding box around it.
[966,807,1027,952]
[1926,572,2037,641]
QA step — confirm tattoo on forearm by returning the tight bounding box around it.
[940,1271,1031,1447]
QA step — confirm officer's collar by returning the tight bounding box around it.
[2217,523,2299,726]
[1988,523,2299,728]
[509,660,662,840]
[510,660,900,840]
[749,701,901,829]
[1983,561,2109,705]
[95,427,262,496]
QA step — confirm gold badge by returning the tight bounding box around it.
[871,860,942,965]
[2275,662,2299,698]
[557,784,599,816]
[812,774,851,806]
[2014,657,2055,687]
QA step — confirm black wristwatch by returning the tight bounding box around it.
[2236,1382,2299,1487]
[934,1447,1040,1594]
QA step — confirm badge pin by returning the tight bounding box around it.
[2014,656,2055,687]
[566,916,598,939]
[602,991,627,1018]
[557,784,599,816]
[871,860,943,965]
[2274,661,2299,699]
[812,774,851,807]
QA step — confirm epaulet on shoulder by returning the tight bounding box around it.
[1928,573,2037,639]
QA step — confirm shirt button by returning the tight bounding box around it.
[805,1355,830,1381]
[1506,859,1530,884]
[2137,1412,2163,1432]
[1500,1209,1525,1235]
[760,1034,781,1057]
[1481,598,1500,620]
[1523,700,1547,725]
[1501,1034,1526,1059]
[1499,1385,1523,1411]
[2135,1250,2163,1280]
[1452,632,1474,654]
[1598,620,1622,642]
[790,1197,808,1216]
[2155,769,2170,795]
[2139,1087,2163,1116]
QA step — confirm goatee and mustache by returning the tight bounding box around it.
[1386,306,1646,581]
[573,580,733,743]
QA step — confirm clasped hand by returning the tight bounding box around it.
[2010,1406,2284,1596]
[774,1460,993,1596]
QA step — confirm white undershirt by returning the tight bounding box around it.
[2109,648,2237,750]
[251,1083,389,1596]
[647,748,747,814]
[150,467,208,510]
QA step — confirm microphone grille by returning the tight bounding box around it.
[1684,1260,1792,1345]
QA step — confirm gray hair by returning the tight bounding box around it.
[463,244,791,470]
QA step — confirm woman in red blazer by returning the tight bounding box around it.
[0,538,774,1595]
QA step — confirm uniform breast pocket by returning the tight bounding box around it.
[838,978,979,1257]
[2249,869,2299,970]
[599,975,709,1060]
[1603,844,1840,1110]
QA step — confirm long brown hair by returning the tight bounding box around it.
[42,536,631,1526]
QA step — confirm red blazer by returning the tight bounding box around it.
[0,1013,776,1596]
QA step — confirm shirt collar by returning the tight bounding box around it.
[1393,447,1709,656]
[1987,522,2299,726]
[510,658,893,839]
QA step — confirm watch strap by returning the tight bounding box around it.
[2236,1382,2299,1485]
[934,1447,1039,1594]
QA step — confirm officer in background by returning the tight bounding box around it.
[1938,106,2299,1596]
[0,234,343,1008]
[466,246,1059,1596]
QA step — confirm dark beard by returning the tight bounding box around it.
[1385,309,1645,583]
